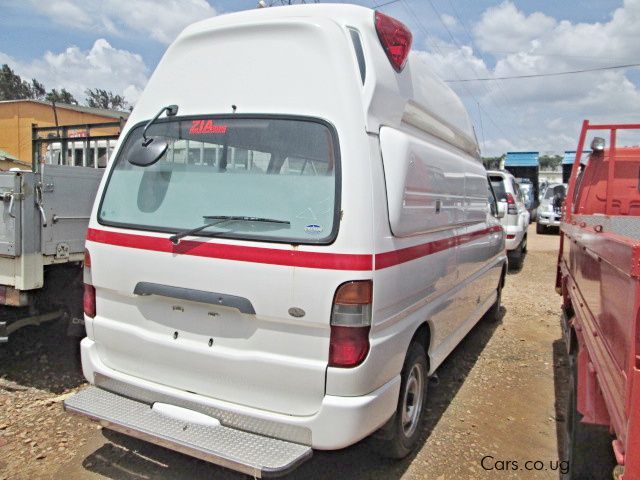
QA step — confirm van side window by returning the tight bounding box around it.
[487,182,498,216]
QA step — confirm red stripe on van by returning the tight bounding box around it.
[86,225,501,271]
[374,225,502,270]
[86,228,374,271]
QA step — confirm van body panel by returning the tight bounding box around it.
[73,4,506,464]
[380,126,467,236]
[79,337,401,450]
[86,14,378,417]
[87,230,375,416]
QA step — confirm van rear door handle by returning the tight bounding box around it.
[133,282,256,315]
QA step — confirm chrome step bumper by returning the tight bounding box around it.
[64,387,312,478]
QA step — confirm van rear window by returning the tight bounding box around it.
[98,116,340,244]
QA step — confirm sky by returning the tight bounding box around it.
[0,0,639,156]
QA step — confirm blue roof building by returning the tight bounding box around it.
[563,151,587,165]
[505,151,539,167]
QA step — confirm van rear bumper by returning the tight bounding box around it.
[78,337,400,450]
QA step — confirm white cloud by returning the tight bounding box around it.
[440,13,457,29]
[0,39,148,105]
[416,0,640,155]
[473,1,557,53]
[30,0,217,44]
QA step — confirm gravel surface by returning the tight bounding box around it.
[1,225,579,480]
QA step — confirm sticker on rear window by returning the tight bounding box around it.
[189,120,228,135]
[304,224,323,235]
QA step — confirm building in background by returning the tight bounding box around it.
[0,100,128,169]
[562,151,588,184]
[0,147,30,171]
[503,151,540,193]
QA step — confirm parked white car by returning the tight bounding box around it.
[65,5,507,477]
[537,183,566,233]
[488,170,530,269]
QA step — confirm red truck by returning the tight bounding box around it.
[558,120,640,480]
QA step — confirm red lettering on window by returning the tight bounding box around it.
[189,119,227,135]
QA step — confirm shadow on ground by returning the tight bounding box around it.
[0,315,84,394]
[78,307,506,480]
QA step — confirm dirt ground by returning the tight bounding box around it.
[1,225,599,480]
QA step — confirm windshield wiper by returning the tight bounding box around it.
[169,216,290,245]
[202,215,290,224]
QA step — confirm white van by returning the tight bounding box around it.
[65,4,507,477]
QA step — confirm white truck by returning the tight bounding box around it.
[0,123,121,342]
[64,5,507,477]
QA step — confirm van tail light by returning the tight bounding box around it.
[375,11,412,72]
[84,285,96,318]
[83,249,95,318]
[506,193,518,214]
[329,281,372,368]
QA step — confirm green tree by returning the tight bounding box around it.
[46,88,78,105]
[29,79,46,99]
[539,155,562,170]
[1,63,128,110]
[85,88,128,110]
[0,64,33,100]
[482,155,504,170]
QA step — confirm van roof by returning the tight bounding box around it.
[127,4,478,157]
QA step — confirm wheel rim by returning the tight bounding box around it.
[401,363,424,438]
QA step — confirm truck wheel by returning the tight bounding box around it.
[563,352,615,479]
[376,342,428,459]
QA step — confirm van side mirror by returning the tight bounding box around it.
[128,104,178,167]
[496,201,507,219]
[128,137,168,167]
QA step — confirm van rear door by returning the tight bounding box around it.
[88,116,348,416]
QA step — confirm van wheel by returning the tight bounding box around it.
[563,351,615,479]
[536,223,545,234]
[376,342,428,459]
[521,234,527,254]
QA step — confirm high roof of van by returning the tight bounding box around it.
[128,4,478,157]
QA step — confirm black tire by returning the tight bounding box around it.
[376,342,428,459]
[486,275,503,322]
[521,234,527,254]
[563,351,616,479]
[536,222,545,234]
[508,243,523,271]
